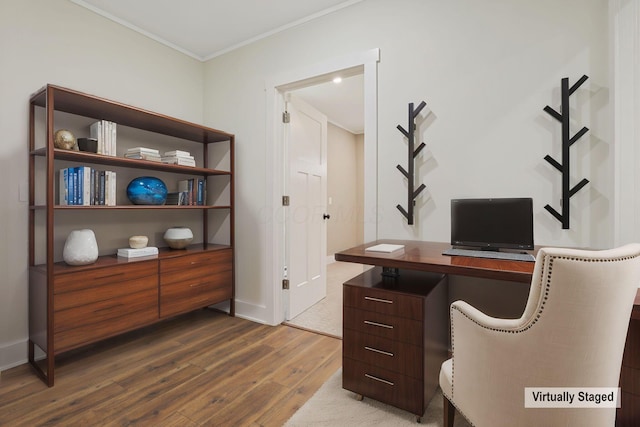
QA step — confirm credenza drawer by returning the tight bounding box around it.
[344,306,423,345]
[159,249,233,318]
[54,274,158,311]
[343,285,424,321]
[54,261,158,294]
[54,290,159,353]
[53,275,159,353]
[343,328,422,379]
[343,357,423,415]
[160,249,231,275]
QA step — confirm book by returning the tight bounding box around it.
[90,120,117,155]
[125,153,162,162]
[196,178,206,205]
[365,244,405,254]
[70,167,78,205]
[111,122,117,156]
[178,179,192,205]
[105,170,116,206]
[127,147,160,155]
[161,156,196,166]
[81,166,91,206]
[163,150,191,157]
[117,246,159,258]
[98,170,106,205]
[59,168,69,205]
[90,121,102,154]
[165,192,187,205]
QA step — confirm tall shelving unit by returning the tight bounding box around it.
[28,84,235,386]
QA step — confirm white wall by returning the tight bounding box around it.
[0,0,204,370]
[203,0,610,324]
[327,123,363,256]
[0,0,618,369]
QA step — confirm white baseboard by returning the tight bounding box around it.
[233,299,276,325]
[327,254,336,264]
[0,339,28,373]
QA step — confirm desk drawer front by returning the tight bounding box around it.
[344,306,423,345]
[343,286,423,320]
[343,357,423,415]
[343,328,422,378]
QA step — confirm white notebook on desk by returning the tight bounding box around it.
[365,244,405,254]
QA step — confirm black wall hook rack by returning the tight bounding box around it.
[543,75,590,229]
[396,101,428,225]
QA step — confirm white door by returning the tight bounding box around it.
[286,95,328,320]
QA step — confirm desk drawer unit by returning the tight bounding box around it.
[342,268,448,419]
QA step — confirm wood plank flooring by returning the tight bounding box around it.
[0,309,342,426]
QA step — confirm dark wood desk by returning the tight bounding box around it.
[336,240,640,424]
[335,240,536,283]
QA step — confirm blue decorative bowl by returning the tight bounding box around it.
[126,176,168,205]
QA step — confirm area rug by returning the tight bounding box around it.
[284,369,472,426]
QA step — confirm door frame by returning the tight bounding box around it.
[265,48,380,324]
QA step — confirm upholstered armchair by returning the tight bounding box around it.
[439,244,640,427]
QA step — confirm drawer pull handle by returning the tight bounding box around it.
[94,303,123,313]
[364,373,394,386]
[364,296,393,304]
[364,320,393,329]
[364,346,394,357]
[190,282,208,288]
[98,273,125,280]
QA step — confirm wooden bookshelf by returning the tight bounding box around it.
[28,84,235,386]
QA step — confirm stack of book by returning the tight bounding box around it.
[117,246,159,259]
[161,150,195,167]
[90,120,117,156]
[124,147,161,162]
[59,166,116,206]
[165,192,188,205]
[177,178,206,205]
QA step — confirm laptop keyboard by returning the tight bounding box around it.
[443,248,535,262]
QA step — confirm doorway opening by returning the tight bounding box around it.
[265,48,379,326]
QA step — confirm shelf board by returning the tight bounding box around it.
[31,148,231,176]
[30,205,231,210]
[30,85,232,143]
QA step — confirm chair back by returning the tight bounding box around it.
[448,244,640,427]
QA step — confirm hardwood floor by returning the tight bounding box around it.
[0,310,342,426]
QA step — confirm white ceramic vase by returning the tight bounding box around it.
[63,229,99,265]
[164,226,193,249]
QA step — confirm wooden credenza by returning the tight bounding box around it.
[342,267,449,421]
[30,246,232,364]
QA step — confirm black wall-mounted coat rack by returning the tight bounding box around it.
[396,101,427,225]
[543,75,590,229]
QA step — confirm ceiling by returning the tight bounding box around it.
[70,0,364,134]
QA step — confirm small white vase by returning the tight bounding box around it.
[63,229,99,265]
[164,226,193,249]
